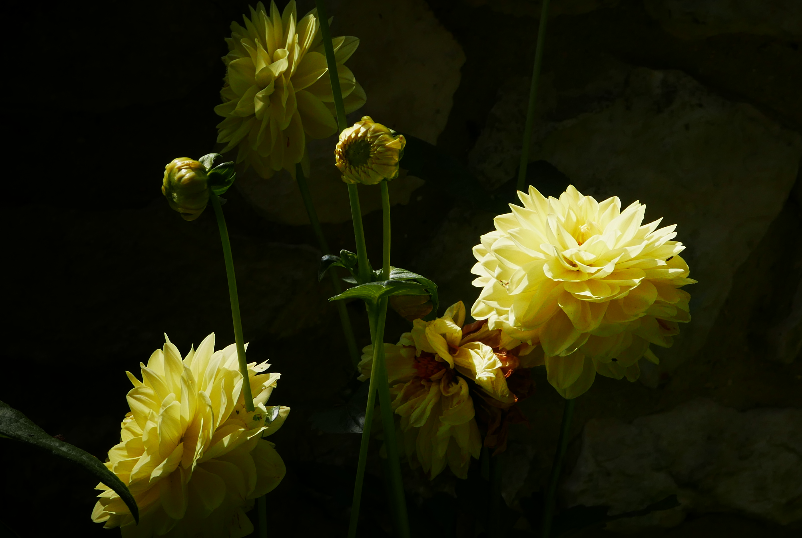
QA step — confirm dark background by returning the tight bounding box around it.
[1,0,801,537]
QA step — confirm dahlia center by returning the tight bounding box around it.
[343,138,372,168]
[414,352,447,379]
[577,221,602,245]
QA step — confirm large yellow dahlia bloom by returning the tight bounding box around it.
[215,1,366,179]
[472,185,695,399]
[92,334,289,538]
[359,302,532,479]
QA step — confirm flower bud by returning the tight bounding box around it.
[161,158,210,221]
[335,116,406,185]
[389,294,433,322]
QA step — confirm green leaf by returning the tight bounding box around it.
[208,165,236,195]
[551,495,681,537]
[198,153,224,171]
[329,280,429,304]
[319,255,346,282]
[387,267,439,320]
[0,399,139,524]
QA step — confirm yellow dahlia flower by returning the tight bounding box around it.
[359,302,531,479]
[335,116,406,185]
[471,185,696,399]
[91,334,289,538]
[161,158,209,221]
[215,1,366,179]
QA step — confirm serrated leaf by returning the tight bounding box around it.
[0,400,139,524]
[329,280,429,304]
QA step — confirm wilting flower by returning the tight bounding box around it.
[92,334,289,537]
[215,1,366,179]
[472,185,696,399]
[162,158,210,221]
[335,116,406,185]
[359,302,533,479]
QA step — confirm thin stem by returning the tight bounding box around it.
[296,165,360,369]
[346,311,381,538]
[372,299,410,538]
[347,184,371,284]
[315,0,347,132]
[517,0,551,193]
[316,0,370,285]
[258,496,267,538]
[210,193,255,412]
[380,181,391,279]
[541,397,575,538]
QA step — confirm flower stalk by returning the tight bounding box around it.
[542,398,575,538]
[316,0,371,286]
[210,193,255,412]
[297,164,361,368]
[517,0,551,192]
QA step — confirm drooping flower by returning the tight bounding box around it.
[91,334,289,538]
[471,185,696,399]
[335,116,406,185]
[162,158,210,221]
[215,1,366,179]
[359,302,533,479]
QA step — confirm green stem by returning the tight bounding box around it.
[347,184,371,285]
[380,181,391,279]
[315,0,347,131]
[517,0,551,193]
[372,299,410,538]
[296,165,361,369]
[541,398,575,538]
[210,193,255,413]
[346,310,381,538]
[315,0,371,287]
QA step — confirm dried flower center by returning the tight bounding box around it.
[414,352,447,379]
[343,138,372,168]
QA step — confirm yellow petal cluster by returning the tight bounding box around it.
[359,302,516,479]
[161,158,209,221]
[472,185,696,399]
[215,1,366,179]
[91,334,289,538]
[335,116,406,185]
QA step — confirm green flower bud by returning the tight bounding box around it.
[161,158,210,221]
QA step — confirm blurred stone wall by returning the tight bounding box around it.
[1,0,800,537]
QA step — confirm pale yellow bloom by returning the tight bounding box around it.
[359,302,521,479]
[161,158,209,221]
[335,116,406,185]
[471,185,696,399]
[91,334,289,537]
[215,1,366,179]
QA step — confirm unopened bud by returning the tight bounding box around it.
[162,158,210,221]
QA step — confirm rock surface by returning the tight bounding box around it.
[561,399,802,528]
[234,0,463,225]
[644,0,802,40]
[469,60,802,380]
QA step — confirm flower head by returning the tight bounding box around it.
[472,185,696,399]
[215,1,366,179]
[162,158,210,221]
[359,302,532,479]
[335,116,406,185]
[91,334,289,537]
